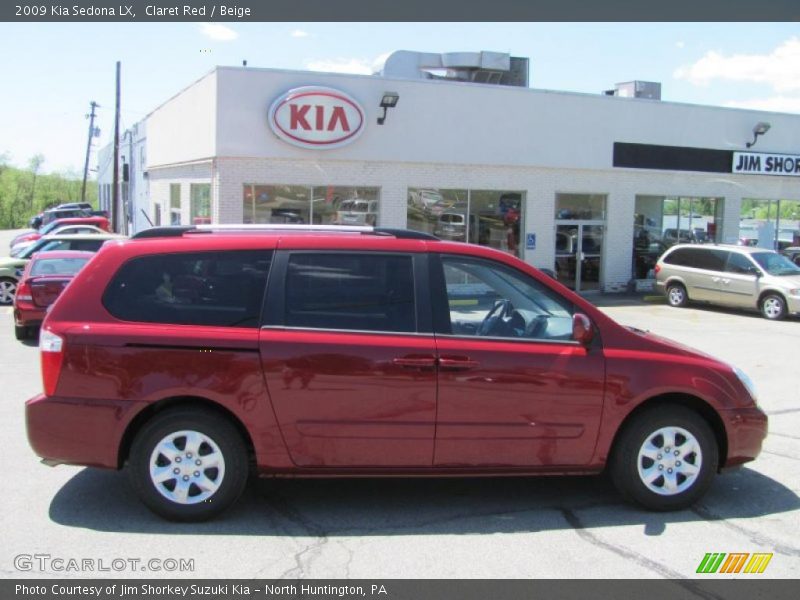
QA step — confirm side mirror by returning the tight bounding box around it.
[572,313,595,347]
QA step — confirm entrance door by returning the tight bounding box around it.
[555,222,605,292]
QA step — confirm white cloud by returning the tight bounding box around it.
[291,29,309,38]
[198,23,238,42]
[305,53,390,76]
[674,37,800,92]
[675,41,685,49]
[724,96,800,114]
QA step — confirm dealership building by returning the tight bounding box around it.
[98,50,800,292]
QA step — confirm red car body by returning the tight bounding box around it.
[13,251,94,337]
[10,216,111,248]
[25,227,767,518]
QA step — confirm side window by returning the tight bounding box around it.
[103,250,272,327]
[284,253,416,333]
[726,253,759,275]
[664,248,690,266]
[70,240,105,252]
[693,249,728,271]
[439,255,574,341]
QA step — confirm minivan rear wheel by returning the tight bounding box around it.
[760,293,787,320]
[128,408,249,521]
[666,283,688,307]
[610,405,717,511]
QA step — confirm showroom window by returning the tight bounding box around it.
[632,195,724,279]
[406,188,524,257]
[739,199,800,250]
[190,183,212,225]
[242,185,380,225]
[169,183,181,225]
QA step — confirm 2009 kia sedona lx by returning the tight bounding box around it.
[26,225,767,521]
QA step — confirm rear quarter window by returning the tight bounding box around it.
[102,250,272,328]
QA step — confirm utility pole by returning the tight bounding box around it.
[112,61,121,233]
[80,101,99,204]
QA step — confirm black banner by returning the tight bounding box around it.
[2,0,800,22]
[5,580,800,600]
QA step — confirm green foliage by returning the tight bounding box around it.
[0,154,97,229]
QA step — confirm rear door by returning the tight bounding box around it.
[672,247,728,302]
[259,250,437,467]
[430,254,605,467]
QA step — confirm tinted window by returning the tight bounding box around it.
[39,239,106,253]
[726,252,759,275]
[664,248,727,271]
[285,253,416,333]
[103,251,272,327]
[439,256,574,341]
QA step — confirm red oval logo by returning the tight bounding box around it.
[268,87,365,149]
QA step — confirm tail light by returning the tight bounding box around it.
[15,281,33,307]
[654,264,661,275]
[40,330,65,396]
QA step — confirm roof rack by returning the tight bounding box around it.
[132,224,439,241]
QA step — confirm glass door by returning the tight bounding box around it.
[555,222,604,292]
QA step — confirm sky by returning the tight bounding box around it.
[0,22,798,174]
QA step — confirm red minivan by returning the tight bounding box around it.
[25,226,767,521]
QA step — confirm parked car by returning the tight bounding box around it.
[13,251,94,340]
[0,232,124,305]
[334,199,379,226]
[662,228,696,245]
[55,202,93,211]
[40,207,92,226]
[434,211,469,240]
[26,225,766,521]
[656,244,800,319]
[780,246,800,267]
[11,224,109,257]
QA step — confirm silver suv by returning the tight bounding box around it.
[655,244,800,320]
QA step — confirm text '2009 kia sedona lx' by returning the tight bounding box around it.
[26,225,767,521]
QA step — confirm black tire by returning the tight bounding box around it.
[127,407,249,521]
[665,282,688,308]
[610,405,718,511]
[14,324,28,341]
[0,277,16,306]
[760,293,787,321]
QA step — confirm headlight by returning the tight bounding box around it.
[733,366,759,406]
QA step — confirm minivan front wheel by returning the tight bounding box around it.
[610,406,717,511]
[666,283,688,308]
[128,408,249,521]
[760,293,787,320]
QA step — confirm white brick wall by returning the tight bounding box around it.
[148,161,214,226]
[149,156,800,293]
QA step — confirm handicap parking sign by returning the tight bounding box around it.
[526,233,536,250]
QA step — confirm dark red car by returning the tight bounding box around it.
[10,216,111,249]
[13,251,94,340]
[26,226,767,521]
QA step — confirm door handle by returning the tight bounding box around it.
[712,277,721,282]
[722,278,730,285]
[392,356,437,369]
[438,357,480,371]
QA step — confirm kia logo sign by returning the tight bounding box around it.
[268,86,365,149]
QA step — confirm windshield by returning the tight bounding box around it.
[39,221,62,235]
[751,252,800,276]
[19,239,49,259]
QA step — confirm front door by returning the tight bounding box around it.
[431,254,605,467]
[555,222,605,292]
[259,251,436,467]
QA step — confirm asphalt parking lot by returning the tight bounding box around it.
[0,228,797,580]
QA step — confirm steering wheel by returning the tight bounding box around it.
[477,299,514,336]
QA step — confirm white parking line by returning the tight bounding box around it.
[0,307,11,315]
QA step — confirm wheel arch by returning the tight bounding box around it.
[757,288,786,306]
[608,393,728,470]
[118,396,256,469]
